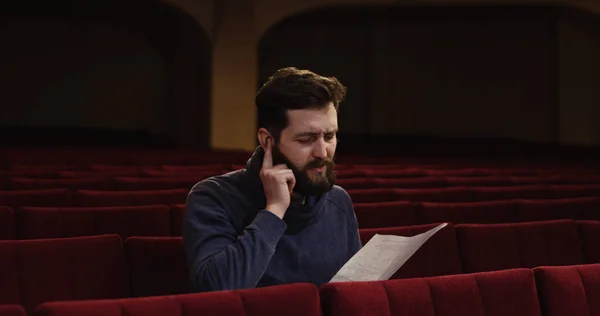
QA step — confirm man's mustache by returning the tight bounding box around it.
[305,158,334,170]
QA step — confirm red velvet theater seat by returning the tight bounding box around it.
[336,168,428,179]
[33,282,321,316]
[576,220,600,264]
[0,189,72,207]
[392,187,475,203]
[444,176,513,187]
[114,177,201,190]
[336,177,446,190]
[160,164,225,171]
[7,164,83,171]
[0,207,14,240]
[534,264,600,316]
[0,170,59,179]
[419,200,516,224]
[353,201,418,228]
[18,205,171,239]
[425,168,488,177]
[347,188,399,203]
[320,268,541,316]
[170,204,185,236]
[73,189,188,207]
[562,175,600,184]
[511,175,566,185]
[0,305,26,316]
[456,219,585,273]
[0,234,130,314]
[8,177,111,191]
[550,184,600,199]
[348,187,474,203]
[515,197,600,222]
[473,185,550,201]
[89,164,157,171]
[359,223,462,279]
[142,170,222,178]
[124,237,188,297]
[58,170,142,178]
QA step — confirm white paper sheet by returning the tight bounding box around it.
[330,223,448,282]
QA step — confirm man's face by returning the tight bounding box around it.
[272,102,338,196]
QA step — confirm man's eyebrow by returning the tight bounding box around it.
[294,129,338,137]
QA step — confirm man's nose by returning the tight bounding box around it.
[312,138,327,159]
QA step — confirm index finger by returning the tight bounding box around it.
[262,137,273,169]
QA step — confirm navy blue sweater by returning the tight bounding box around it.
[182,147,361,292]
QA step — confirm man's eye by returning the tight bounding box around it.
[298,138,312,144]
[325,134,336,141]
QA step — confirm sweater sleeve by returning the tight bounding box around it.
[182,187,287,292]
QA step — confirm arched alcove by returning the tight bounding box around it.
[259,4,565,153]
[258,6,373,145]
[0,0,211,148]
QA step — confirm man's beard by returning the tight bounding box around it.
[271,145,336,197]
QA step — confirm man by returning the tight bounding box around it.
[182,67,361,293]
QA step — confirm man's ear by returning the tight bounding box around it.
[257,128,273,150]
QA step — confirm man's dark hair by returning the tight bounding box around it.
[256,67,346,140]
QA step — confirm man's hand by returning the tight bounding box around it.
[260,138,295,219]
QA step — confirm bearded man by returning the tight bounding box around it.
[182,67,361,292]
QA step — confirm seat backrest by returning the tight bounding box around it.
[426,168,487,177]
[8,177,111,191]
[349,187,476,204]
[0,207,14,240]
[0,189,72,207]
[359,223,462,279]
[511,175,565,185]
[18,205,171,239]
[59,170,141,178]
[353,201,417,228]
[0,234,130,314]
[160,164,225,172]
[419,200,516,224]
[444,176,513,187]
[142,170,222,178]
[73,189,188,207]
[534,263,600,316]
[337,168,428,179]
[0,305,26,316]
[515,197,600,222]
[170,204,185,236]
[456,219,584,273]
[550,184,600,199]
[34,282,321,316]
[347,188,399,203]
[576,220,600,264]
[114,177,201,191]
[337,177,446,190]
[393,187,475,203]
[124,236,189,297]
[320,268,541,316]
[473,185,550,202]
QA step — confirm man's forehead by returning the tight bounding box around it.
[285,107,338,135]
